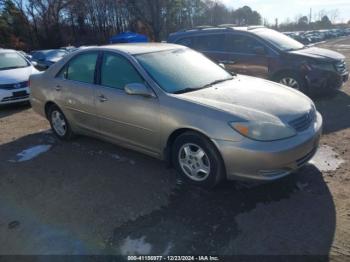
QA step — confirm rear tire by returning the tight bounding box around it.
[48,105,74,140]
[171,132,225,188]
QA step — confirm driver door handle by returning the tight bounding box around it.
[98,94,108,102]
[55,85,61,91]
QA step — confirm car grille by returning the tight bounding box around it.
[335,60,348,75]
[288,109,316,132]
[0,81,28,90]
[1,94,29,102]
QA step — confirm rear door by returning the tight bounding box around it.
[54,51,99,133]
[224,33,270,78]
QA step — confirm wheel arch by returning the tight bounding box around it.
[270,69,304,82]
[164,128,225,170]
[44,101,57,119]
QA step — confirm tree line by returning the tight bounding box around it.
[1,0,347,51]
[0,0,262,51]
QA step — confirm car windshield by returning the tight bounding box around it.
[0,52,29,70]
[254,28,305,51]
[135,48,233,94]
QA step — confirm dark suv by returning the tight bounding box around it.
[168,26,349,95]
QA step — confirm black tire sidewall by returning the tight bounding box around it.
[48,105,73,140]
[171,132,225,188]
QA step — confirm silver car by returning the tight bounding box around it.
[30,43,322,188]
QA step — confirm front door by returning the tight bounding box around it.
[94,52,161,155]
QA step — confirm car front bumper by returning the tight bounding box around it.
[306,69,349,94]
[213,112,323,181]
[0,87,30,105]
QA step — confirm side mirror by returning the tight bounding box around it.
[124,83,155,97]
[31,61,38,67]
[253,46,266,55]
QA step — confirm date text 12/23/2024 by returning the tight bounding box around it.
[127,256,220,261]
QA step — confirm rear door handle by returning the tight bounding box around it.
[55,85,61,91]
[98,94,108,102]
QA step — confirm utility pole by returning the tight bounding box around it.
[309,8,312,24]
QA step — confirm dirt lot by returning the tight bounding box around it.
[0,38,350,259]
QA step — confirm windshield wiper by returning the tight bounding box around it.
[173,77,234,94]
[201,77,234,89]
[285,46,305,52]
[173,87,199,94]
[0,66,27,70]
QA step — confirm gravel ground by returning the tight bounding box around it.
[0,37,349,259]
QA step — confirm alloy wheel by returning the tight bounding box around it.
[51,110,67,136]
[279,77,300,90]
[178,143,211,182]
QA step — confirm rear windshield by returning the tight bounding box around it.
[0,52,29,70]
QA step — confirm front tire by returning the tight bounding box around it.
[171,132,225,188]
[48,105,74,140]
[276,72,308,93]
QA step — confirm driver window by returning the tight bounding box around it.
[100,53,144,89]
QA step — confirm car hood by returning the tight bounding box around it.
[176,75,313,123]
[289,46,345,61]
[0,66,38,84]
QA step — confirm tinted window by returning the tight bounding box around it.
[66,53,98,83]
[193,34,225,51]
[176,37,195,48]
[226,34,265,54]
[100,53,143,89]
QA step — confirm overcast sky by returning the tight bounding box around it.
[220,0,350,24]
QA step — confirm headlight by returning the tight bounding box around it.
[230,121,297,141]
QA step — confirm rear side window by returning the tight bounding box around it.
[65,52,98,84]
[226,34,265,54]
[193,34,226,52]
[176,37,195,48]
[100,53,143,89]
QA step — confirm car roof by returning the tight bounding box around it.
[168,25,265,39]
[98,43,185,55]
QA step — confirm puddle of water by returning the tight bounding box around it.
[309,145,344,172]
[120,236,152,255]
[9,145,52,162]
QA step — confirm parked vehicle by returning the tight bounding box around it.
[30,49,68,70]
[0,49,39,105]
[18,50,32,60]
[168,26,349,95]
[30,44,322,187]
